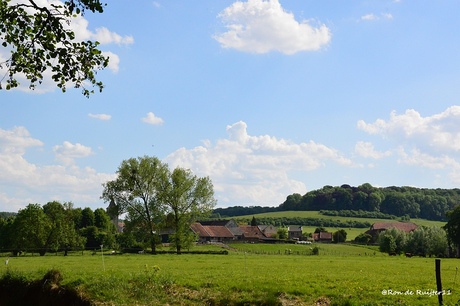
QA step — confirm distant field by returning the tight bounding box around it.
[234,210,447,227]
[2,243,459,305]
[231,211,446,241]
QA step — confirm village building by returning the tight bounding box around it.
[258,224,277,238]
[287,225,303,240]
[190,220,278,243]
[312,231,333,243]
[239,225,266,242]
[190,223,235,243]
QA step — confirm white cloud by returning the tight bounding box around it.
[358,106,460,153]
[354,141,392,159]
[361,13,378,21]
[88,113,112,121]
[0,127,113,211]
[164,121,352,207]
[361,13,393,21]
[153,1,161,8]
[142,112,164,125]
[397,147,458,170]
[382,13,393,20]
[92,27,134,45]
[357,106,460,186]
[53,141,94,165]
[0,126,44,154]
[101,51,120,73]
[214,0,331,54]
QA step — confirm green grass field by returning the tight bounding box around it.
[234,210,447,227]
[2,243,459,305]
[233,211,447,241]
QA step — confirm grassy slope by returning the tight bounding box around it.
[232,211,446,240]
[2,246,459,305]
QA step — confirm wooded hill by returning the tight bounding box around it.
[213,183,460,221]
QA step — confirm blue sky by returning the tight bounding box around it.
[2,0,460,212]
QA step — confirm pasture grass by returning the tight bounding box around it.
[235,210,447,228]
[2,243,460,305]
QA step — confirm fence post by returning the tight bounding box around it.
[435,258,443,305]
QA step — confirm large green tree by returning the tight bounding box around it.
[12,202,84,256]
[12,203,51,256]
[0,0,108,96]
[102,156,169,254]
[161,168,216,254]
[444,205,460,256]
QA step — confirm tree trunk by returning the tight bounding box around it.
[150,233,156,255]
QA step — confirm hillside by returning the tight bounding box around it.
[233,210,446,228]
[213,183,460,221]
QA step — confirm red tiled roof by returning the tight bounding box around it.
[239,225,266,239]
[371,222,418,233]
[190,223,234,238]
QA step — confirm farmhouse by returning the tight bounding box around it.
[313,231,333,243]
[199,219,244,239]
[190,223,235,243]
[258,225,277,238]
[288,225,303,240]
[191,220,278,243]
[239,225,266,242]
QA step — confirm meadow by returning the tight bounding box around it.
[1,243,459,306]
[234,211,447,227]
[235,211,447,240]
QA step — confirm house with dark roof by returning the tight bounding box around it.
[190,223,235,243]
[288,225,303,240]
[313,231,333,243]
[258,225,277,238]
[199,219,244,239]
[239,225,267,242]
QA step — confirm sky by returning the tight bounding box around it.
[1,0,460,212]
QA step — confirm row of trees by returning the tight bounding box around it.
[279,184,457,221]
[215,184,460,221]
[0,202,115,256]
[377,226,448,257]
[0,156,217,255]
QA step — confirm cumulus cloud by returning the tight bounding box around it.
[142,112,164,125]
[357,106,460,186]
[354,141,392,159]
[358,106,460,153]
[214,0,331,54]
[164,121,352,207]
[88,113,112,121]
[53,141,94,165]
[0,126,43,154]
[0,127,113,211]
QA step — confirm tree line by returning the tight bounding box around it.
[0,202,115,256]
[376,226,448,257]
[214,183,460,221]
[237,217,371,228]
[0,156,217,256]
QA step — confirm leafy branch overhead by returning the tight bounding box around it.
[0,0,108,97]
